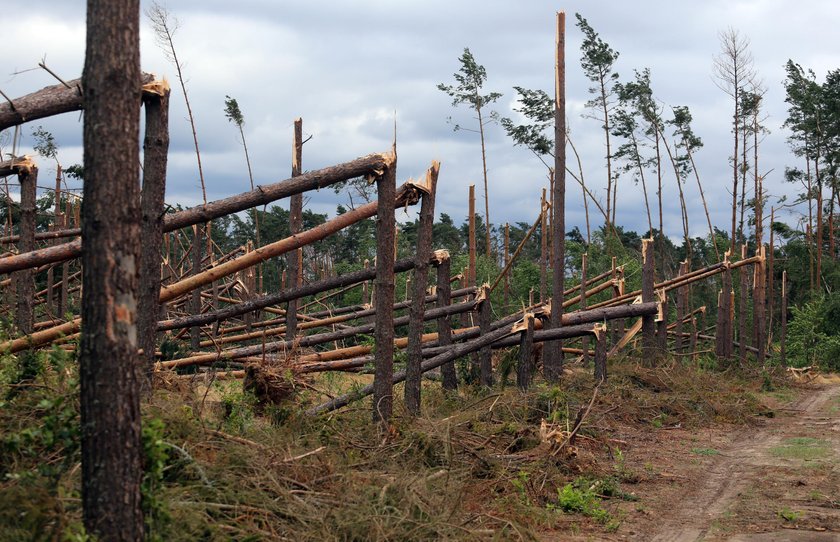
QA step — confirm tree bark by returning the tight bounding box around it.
[780,270,787,367]
[437,255,457,391]
[138,86,169,388]
[14,165,37,335]
[642,238,656,359]
[738,245,748,365]
[593,323,607,382]
[517,313,534,391]
[286,118,303,341]
[405,163,438,413]
[80,0,143,538]
[0,151,396,275]
[545,10,567,382]
[478,285,493,387]
[580,252,589,366]
[373,156,397,425]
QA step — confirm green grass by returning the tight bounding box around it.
[691,447,720,456]
[770,437,831,461]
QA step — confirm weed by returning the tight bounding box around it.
[778,507,802,522]
[770,437,830,461]
[552,482,610,523]
[691,447,720,456]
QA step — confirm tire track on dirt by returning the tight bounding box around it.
[651,384,840,542]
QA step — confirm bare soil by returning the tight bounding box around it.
[566,380,840,541]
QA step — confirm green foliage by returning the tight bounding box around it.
[437,47,502,116]
[31,126,59,161]
[223,95,244,127]
[786,292,840,371]
[141,418,171,538]
[552,479,610,524]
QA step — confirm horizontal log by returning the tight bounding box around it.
[157,299,475,370]
[306,322,517,415]
[0,151,397,275]
[0,73,155,131]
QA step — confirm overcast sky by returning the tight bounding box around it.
[2,1,838,242]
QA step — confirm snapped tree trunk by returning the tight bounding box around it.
[373,156,397,425]
[286,117,303,341]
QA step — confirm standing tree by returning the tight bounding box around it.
[438,48,501,258]
[713,28,756,255]
[575,13,620,226]
[224,95,261,290]
[80,0,143,538]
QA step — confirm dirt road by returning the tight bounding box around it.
[647,382,840,541]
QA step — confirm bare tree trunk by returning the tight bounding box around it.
[686,149,720,261]
[468,184,476,285]
[738,245,748,365]
[675,261,687,353]
[517,313,534,390]
[540,187,547,302]
[580,253,589,366]
[437,255,457,391]
[138,85,170,387]
[476,105,492,258]
[80,0,143,538]
[780,270,787,367]
[14,165,37,335]
[189,225,203,350]
[503,223,510,307]
[593,323,607,382]
[767,207,775,343]
[753,244,766,365]
[405,162,438,414]
[373,156,397,425]
[46,166,62,317]
[642,238,656,360]
[545,10,566,383]
[478,285,493,387]
[286,118,303,341]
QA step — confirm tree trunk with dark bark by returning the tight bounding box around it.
[138,86,169,387]
[14,165,37,335]
[286,118,303,341]
[478,285,493,387]
[517,313,534,391]
[642,238,656,359]
[80,1,144,538]
[545,10,566,382]
[405,162,438,413]
[437,255,457,391]
[373,156,397,425]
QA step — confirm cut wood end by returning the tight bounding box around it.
[431,249,450,264]
[12,155,36,174]
[593,322,607,336]
[142,77,171,97]
[511,312,534,334]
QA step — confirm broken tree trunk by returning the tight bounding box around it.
[780,270,787,367]
[593,323,607,382]
[580,253,589,366]
[405,163,439,414]
[478,285,493,387]
[675,261,687,353]
[0,151,397,275]
[286,117,303,341]
[0,73,154,131]
[189,225,204,351]
[642,238,656,359]
[517,312,535,391]
[753,244,766,365]
[138,84,170,385]
[373,155,397,425]
[13,160,37,335]
[738,244,748,365]
[437,254,457,391]
[540,187,548,302]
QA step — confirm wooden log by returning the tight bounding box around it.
[437,254,457,391]
[641,238,656,359]
[517,313,535,391]
[753,244,766,365]
[286,117,303,341]
[780,270,787,367]
[158,179,414,303]
[307,321,519,415]
[0,177,420,353]
[158,292,473,371]
[138,86,170,384]
[406,162,438,413]
[468,185,476,286]
[593,323,607,382]
[14,162,37,334]
[545,10,567,383]
[0,73,154,131]
[675,261,687,353]
[478,285,493,387]
[373,156,397,425]
[540,187,548,302]
[580,253,589,366]
[0,151,397,275]
[0,227,81,245]
[738,245,748,364]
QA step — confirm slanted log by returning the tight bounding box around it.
[0,151,397,275]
